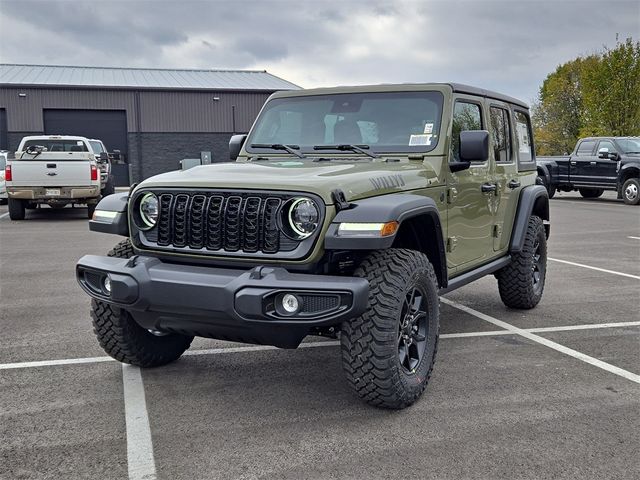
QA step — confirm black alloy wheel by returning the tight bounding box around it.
[398,287,429,373]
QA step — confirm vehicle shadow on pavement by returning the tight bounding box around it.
[18,207,92,221]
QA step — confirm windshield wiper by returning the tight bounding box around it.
[250,143,306,159]
[313,144,379,159]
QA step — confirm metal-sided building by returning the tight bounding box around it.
[0,64,299,185]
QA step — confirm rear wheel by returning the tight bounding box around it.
[341,249,439,409]
[622,178,640,205]
[497,216,547,309]
[579,187,604,198]
[87,203,96,219]
[102,179,115,196]
[8,198,25,220]
[90,239,194,367]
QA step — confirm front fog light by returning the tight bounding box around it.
[282,293,300,313]
[103,276,112,294]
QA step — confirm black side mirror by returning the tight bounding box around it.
[229,134,247,161]
[460,130,489,162]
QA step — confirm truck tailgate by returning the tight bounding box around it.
[9,160,95,187]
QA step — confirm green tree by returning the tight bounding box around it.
[580,38,640,137]
[532,38,640,155]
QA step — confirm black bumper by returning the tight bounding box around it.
[76,255,369,348]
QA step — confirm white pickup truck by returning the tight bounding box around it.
[5,135,102,220]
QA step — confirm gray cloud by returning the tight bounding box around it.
[0,0,638,103]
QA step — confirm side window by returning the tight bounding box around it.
[489,106,512,163]
[451,101,482,162]
[514,110,534,164]
[597,140,617,153]
[576,140,596,156]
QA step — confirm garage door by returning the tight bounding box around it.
[43,109,129,186]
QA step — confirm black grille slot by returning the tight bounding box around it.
[145,191,305,256]
[157,194,173,246]
[206,196,224,250]
[188,195,207,249]
[172,194,190,247]
[243,197,262,253]
[262,198,281,253]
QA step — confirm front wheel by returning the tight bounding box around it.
[90,239,193,367]
[341,249,440,409]
[622,178,640,205]
[8,198,25,220]
[537,174,556,199]
[497,215,547,309]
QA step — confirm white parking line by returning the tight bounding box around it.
[628,236,640,240]
[0,212,9,220]
[441,298,640,385]
[549,257,640,280]
[1,321,639,371]
[122,365,157,480]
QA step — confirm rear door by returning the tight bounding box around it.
[594,139,619,186]
[570,139,597,185]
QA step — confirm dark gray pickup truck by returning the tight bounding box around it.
[537,137,640,205]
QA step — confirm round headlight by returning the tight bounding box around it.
[139,192,158,229]
[287,197,319,239]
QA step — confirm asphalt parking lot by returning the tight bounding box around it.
[1,190,639,480]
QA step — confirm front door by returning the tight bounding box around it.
[446,97,494,271]
[594,139,620,187]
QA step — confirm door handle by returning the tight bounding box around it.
[46,163,57,168]
[508,179,521,189]
[590,161,597,165]
[481,183,497,193]
[570,161,577,166]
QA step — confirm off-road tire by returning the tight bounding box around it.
[102,179,115,196]
[90,239,193,367]
[621,178,640,205]
[497,215,546,309]
[87,203,96,219]
[579,187,604,198]
[8,198,25,220]
[537,174,555,199]
[341,249,440,409]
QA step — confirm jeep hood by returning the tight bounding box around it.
[137,159,443,204]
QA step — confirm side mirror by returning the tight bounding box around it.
[229,134,248,161]
[460,130,489,162]
[598,147,609,159]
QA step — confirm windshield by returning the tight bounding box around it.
[0,154,6,169]
[616,138,640,153]
[247,91,444,155]
[89,141,104,153]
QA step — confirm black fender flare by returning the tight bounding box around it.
[324,193,447,286]
[88,191,130,236]
[509,185,549,253]
[536,163,551,186]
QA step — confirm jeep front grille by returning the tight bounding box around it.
[144,191,310,256]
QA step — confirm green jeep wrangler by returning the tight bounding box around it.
[76,83,549,409]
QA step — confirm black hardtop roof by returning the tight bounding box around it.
[448,83,528,109]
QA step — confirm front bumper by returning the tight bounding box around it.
[76,255,369,348]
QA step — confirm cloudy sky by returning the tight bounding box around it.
[0,0,638,103]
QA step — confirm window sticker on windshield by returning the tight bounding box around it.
[409,134,432,146]
[423,123,434,134]
[76,141,83,146]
